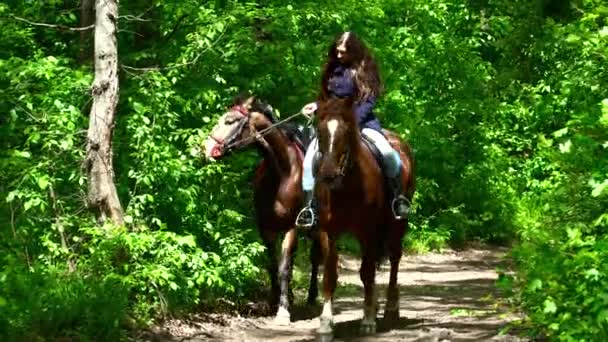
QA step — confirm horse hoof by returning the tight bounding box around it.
[274,307,291,326]
[360,321,377,335]
[318,317,333,335]
[316,332,334,342]
[384,308,400,323]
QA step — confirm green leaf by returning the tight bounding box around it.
[133,102,145,113]
[598,310,608,324]
[559,140,571,153]
[24,199,35,212]
[591,179,608,197]
[585,268,600,280]
[6,190,18,203]
[553,127,568,138]
[528,279,542,292]
[37,177,49,190]
[565,34,580,43]
[543,299,557,314]
[13,150,31,158]
[176,235,196,248]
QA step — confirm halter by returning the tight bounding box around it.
[337,148,350,177]
[209,105,251,153]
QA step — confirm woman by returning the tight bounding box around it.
[295,31,409,229]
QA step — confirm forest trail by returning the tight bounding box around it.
[138,248,527,342]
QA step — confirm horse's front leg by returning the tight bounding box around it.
[274,227,298,325]
[360,243,378,334]
[318,230,338,341]
[260,229,279,309]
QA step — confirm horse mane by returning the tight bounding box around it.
[231,93,311,149]
[231,93,278,123]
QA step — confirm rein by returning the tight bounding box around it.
[222,109,308,151]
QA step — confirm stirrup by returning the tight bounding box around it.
[391,196,410,220]
[295,207,316,228]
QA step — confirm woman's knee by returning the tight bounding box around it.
[362,129,394,155]
[362,128,401,176]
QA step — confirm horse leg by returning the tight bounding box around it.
[307,236,321,306]
[385,221,406,322]
[318,230,337,340]
[275,227,298,325]
[360,242,378,335]
[261,229,279,309]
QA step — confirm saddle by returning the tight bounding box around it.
[361,134,384,173]
[287,124,383,166]
[283,123,315,154]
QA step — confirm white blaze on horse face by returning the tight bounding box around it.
[327,119,339,154]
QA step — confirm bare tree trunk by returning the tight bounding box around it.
[84,0,124,226]
[79,0,94,62]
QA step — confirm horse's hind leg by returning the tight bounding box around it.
[360,242,378,334]
[307,236,321,306]
[385,220,406,322]
[275,227,298,325]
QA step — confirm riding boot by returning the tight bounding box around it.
[295,190,317,230]
[388,175,410,220]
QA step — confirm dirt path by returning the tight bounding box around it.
[138,248,526,342]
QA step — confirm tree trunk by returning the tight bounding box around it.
[79,0,94,62]
[84,0,124,226]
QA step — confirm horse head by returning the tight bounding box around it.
[202,94,275,161]
[316,97,359,189]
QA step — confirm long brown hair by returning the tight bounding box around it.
[320,32,383,102]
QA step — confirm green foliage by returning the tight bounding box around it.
[1,0,607,340]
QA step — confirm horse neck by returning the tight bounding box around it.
[254,122,298,177]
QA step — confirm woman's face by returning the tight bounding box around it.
[336,45,349,63]
[335,33,352,64]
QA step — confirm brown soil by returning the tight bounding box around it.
[135,248,527,342]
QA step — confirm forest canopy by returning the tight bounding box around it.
[0,0,607,340]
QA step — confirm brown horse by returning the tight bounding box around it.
[201,95,321,325]
[313,97,415,339]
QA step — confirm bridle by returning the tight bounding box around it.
[209,104,307,156]
[336,147,350,177]
[209,105,251,156]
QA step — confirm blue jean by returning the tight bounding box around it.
[302,128,402,191]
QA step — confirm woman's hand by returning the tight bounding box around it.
[301,102,318,118]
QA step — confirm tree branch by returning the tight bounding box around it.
[12,15,94,32]
[118,14,151,22]
[120,30,225,72]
